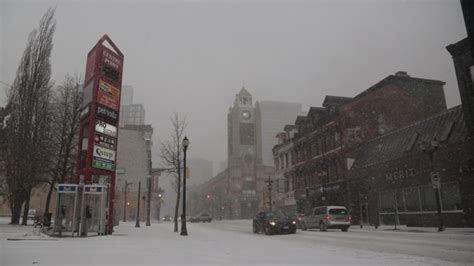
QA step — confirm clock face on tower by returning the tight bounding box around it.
[241,110,252,121]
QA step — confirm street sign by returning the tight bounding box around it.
[431,171,441,189]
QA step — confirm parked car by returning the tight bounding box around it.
[253,210,297,235]
[197,213,212,223]
[162,215,172,222]
[301,206,351,232]
[189,216,199,223]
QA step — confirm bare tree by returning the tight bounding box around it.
[4,7,56,225]
[43,75,82,214]
[159,112,187,232]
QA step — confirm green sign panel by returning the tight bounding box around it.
[92,160,115,171]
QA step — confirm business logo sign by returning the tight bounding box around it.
[102,50,122,70]
[58,184,78,193]
[98,80,120,110]
[96,103,118,123]
[92,160,115,171]
[84,185,104,193]
[94,133,116,150]
[92,145,115,171]
[93,145,115,161]
[95,120,117,137]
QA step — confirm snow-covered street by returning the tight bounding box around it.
[2,219,473,266]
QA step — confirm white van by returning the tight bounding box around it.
[301,206,351,232]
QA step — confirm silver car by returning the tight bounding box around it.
[301,206,351,232]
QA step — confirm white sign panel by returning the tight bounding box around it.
[95,120,117,137]
[93,145,116,162]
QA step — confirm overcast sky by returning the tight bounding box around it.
[0,0,467,171]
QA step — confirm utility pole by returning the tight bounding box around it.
[146,177,151,226]
[123,181,132,222]
[135,181,141,228]
[264,176,273,211]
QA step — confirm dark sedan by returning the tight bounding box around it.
[252,210,297,235]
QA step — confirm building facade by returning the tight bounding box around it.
[115,124,154,221]
[349,106,470,227]
[446,36,474,227]
[227,87,261,218]
[273,71,448,221]
[119,104,146,127]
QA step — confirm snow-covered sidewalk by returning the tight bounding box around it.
[2,219,472,266]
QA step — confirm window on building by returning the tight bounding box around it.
[395,190,405,212]
[420,185,437,211]
[379,190,395,212]
[404,187,421,211]
[285,153,289,168]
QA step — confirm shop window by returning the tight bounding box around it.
[404,187,420,211]
[441,182,462,211]
[395,190,405,212]
[420,186,436,211]
[379,190,395,212]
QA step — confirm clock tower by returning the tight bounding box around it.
[227,87,261,218]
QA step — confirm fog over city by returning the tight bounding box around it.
[1,0,467,167]
[2,1,474,265]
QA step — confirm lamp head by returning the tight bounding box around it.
[183,136,189,149]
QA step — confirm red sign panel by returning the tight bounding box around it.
[98,80,120,110]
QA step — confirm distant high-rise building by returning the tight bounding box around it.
[120,104,146,127]
[121,85,134,106]
[256,101,303,166]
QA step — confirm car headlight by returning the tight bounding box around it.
[269,221,276,226]
[292,221,296,225]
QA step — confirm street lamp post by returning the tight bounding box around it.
[146,177,151,226]
[135,181,141,228]
[421,139,445,232]
[180,136,189,236]
[123,181,133,222]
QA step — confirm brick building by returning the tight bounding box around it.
[349,106,470,227]
[273,71,447,217]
